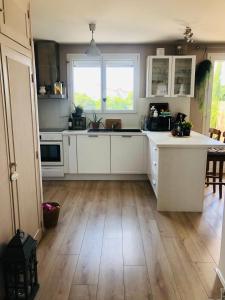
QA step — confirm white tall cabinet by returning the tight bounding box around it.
[0,0,42,296]
[146,55,196,98]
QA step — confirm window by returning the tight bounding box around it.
[68,54,139,113]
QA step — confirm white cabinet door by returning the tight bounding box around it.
[146,56,172,97]
[111,135,145,174]
[77,135,110,174]
[0,0,31,49]
[68,136,77,174]
[171,56,196,97]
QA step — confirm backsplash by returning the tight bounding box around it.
[38,97,190,129]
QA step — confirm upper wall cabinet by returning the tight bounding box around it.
[0,0,31,49]
[146,56,172,97]
[146,55,196,98]
[171,56,196,97]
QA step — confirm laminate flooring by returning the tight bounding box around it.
[36,181,224,300]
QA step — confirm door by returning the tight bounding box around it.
[0,0,31,48]
[111,135,144,174]
[171,56,196,97]
[204,53,225,136]
[0,62,14,250]
[1,45,41,239]
[77,135,110,173]
[146,56,172,97]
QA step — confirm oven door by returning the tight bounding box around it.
[40,141,63,166]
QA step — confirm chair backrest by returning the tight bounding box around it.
[223,132,225,143]
[209,128,221,141]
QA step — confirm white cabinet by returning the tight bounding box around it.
[171,56,196,97]
[111,135,145,174]
[63,135,77,174]
[146,56,172,97]
[147,139,159,196]
[77,135,110,174]
[146,55,196,98]
[0,0,31,49]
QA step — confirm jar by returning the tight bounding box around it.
[54,81,63,95]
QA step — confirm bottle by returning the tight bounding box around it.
[68,115,73,130]
[153,109,158,117]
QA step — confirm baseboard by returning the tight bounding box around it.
[43,174,148,181]
[216,267,225,288]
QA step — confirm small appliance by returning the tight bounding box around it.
[147,103,174,131]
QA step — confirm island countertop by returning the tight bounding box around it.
[144,130,224,148]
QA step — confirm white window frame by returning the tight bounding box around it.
[67,53,140,114]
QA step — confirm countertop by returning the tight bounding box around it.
[144,131,224,148]
[62,129,225,148]
[63,130,145,136]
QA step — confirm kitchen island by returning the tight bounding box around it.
[144,130,224,212]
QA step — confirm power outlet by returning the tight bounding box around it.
[221,288,225,300]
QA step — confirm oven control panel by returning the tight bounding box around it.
[39,132,62,141]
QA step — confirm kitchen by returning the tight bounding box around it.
[1,1,225,299]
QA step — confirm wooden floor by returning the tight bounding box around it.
[36,181,224,300]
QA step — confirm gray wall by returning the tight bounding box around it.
[38,42,225,131]
[38,43,177,129]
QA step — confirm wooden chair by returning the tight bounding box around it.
[223,131,225,143]
[209,128,221,140]
[206,128,225,199]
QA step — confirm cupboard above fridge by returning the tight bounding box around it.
[146,55,196,98]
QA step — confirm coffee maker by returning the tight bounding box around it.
[146,103,174,131]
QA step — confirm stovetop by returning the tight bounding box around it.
[39,128,65,133]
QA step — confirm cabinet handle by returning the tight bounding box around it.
[10,171,19,182]
[153,147,158,151]
[10,162,17,170]
[0,8,4,12]
[152,180,156,186]
[153,161,157,166]
[68,136,71,146]
[10,162,18,181]
[121,135,132,138]
[88,135,98,138]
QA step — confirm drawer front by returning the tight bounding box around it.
[150,173,158,196]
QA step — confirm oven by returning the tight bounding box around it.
[40,141,63,166]
[39,131,64,177]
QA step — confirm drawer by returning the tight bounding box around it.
[150,173,158,196]
[151,159,158,176]
[150,143,159,162]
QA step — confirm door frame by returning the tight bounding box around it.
[203,53,225,134]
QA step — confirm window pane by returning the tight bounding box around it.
[73,66,101,110]
[106,66,134,111]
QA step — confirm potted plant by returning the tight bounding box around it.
[72,104,84,118]
[88,113,103,129]
[182,121,192,136]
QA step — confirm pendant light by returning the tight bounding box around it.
[85,23,101,56]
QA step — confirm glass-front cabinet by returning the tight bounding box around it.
[146,55,196,98]
[171,56,196,97]
[146,56,172,97]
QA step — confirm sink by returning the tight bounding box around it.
[88,128,142,133]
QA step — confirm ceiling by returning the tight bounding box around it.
[31,0,225,44]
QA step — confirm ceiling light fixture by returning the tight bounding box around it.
[184,26,194,43]
[85,23,101,57]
